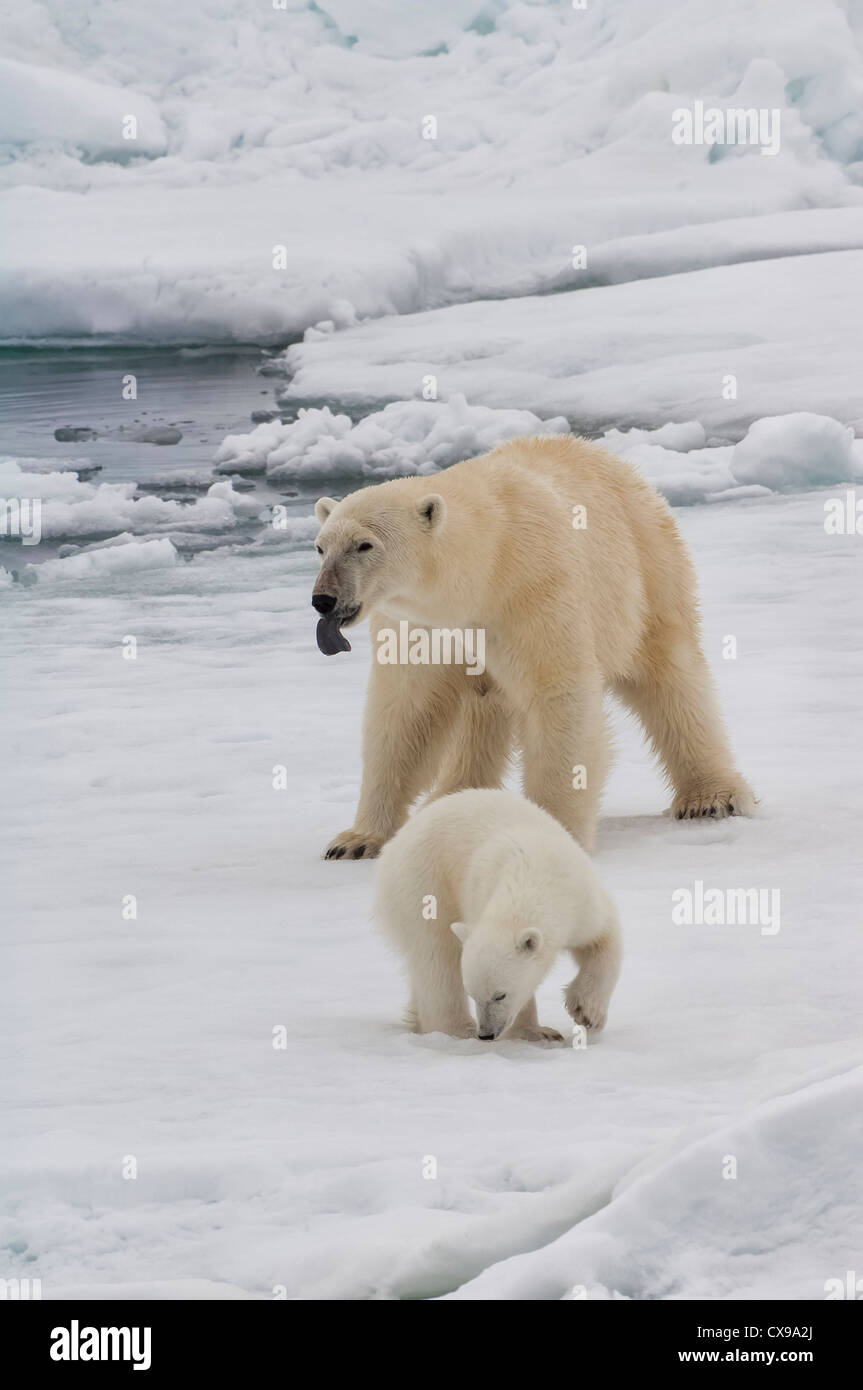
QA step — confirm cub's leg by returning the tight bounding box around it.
[615,626,754,820]
[407,925,476,1039]
[564,907,622,1035]
[520,679,609,853]
[427,681,513,801]
[324,654,461,860]
[504,995,566,1046]
[377,861,475,1036]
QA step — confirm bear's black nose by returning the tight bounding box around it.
[312,593,337,615]
[478,1032,496,1041]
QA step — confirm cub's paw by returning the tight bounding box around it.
[564,981,607,1035]
[323,830,384,861]
[671,781,755,821]
[447,1021,479,1040]
[414,1017,476,1039]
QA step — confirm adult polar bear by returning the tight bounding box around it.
[312,435,753,858]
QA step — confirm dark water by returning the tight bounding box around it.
[0,346,277,484]
[0,347,318,565]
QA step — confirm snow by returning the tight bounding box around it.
[3,0,863,345]
[215,397,571,481]
[211,408,863,503]
[448,1066,863,1300]
[0,454,101,477]
[271,248,863,439]
[730,413,859,490]
[0,458,267,545]
[3,0,862,1303]
[599,413,863,505]
[3,488,863,1298]
[0,56,166,160]
[4,407,858,580]
[26,535,179,584]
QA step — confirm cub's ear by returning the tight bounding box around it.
[418,493,446,530]
[517,928,543,954]
[315,496,338,524]
[450,921,468,944]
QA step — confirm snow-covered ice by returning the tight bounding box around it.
[21,535,179,584]
[271,249,863,439]
[0,457,267,546]
[449,1067,863,1301]
[3,488,862,1299]
[5,411,861,573]
[215,397,571,482]
[3,0,863,345]
[212,407,863,504]
[2,0,862,1303]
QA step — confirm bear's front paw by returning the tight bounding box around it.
[564,981,607,1035]
[671,780,755,820]
[323,830,384,861]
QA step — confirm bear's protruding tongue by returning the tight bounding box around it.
[316,614,352,655]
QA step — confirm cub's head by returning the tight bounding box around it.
[451,916,555,1041]
[311,487,446,655]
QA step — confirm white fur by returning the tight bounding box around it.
[374,788,622,1046]
[315,435,754,861]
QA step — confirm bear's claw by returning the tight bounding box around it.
[323,830,384,861]
[671,783,755,821]
[565,981,607,1035]
[507,1024,567,1047]
[535,1026,567,1046]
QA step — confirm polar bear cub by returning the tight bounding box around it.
[374,788,621,1045]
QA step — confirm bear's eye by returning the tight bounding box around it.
[492,992,507,1003]
[315,544,323,555]
[357,541,373,552]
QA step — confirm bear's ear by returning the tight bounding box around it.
[450,921,468,944]
[517,928,543,954]
[315,496,338,524]
[418,493,446,531]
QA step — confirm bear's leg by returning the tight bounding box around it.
[427,684,513,800]
[520,681,608,852]
[615,631,754,820]
[504,996,566,1047]
[324,662,460,860]
[564,913,622,1036]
